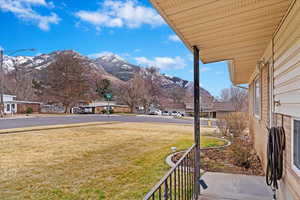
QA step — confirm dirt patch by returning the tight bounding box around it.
[171,140,264,176]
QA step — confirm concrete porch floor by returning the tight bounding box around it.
[198,172,272,200]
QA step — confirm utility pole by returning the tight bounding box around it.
[0,49,4,117]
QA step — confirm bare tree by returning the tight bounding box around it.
[220,86,248,111]
[118,73,149,113]
[144,67,162,106]
[6,59,37,100]
[41,52,90,113]
[169,85,186,104]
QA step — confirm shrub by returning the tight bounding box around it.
[231,138,252,169]
[222,112,248,137]
[26,107,33,114]
[216,116,229,136]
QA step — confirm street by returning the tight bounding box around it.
[0,114,195,130]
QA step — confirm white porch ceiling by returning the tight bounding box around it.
[150,0,294,84]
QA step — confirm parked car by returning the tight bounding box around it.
[171,111,184,117]
[149,109,162,115]
[162,110,169,116]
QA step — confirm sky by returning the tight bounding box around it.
[0,0,232,97]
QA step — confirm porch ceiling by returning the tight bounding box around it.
[149,0,293,84]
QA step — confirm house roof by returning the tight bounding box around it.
[211,102,235,112]
[185,101,235,112]
[5,100,42,104]
[3,94,16,97]
[149,0,293,84]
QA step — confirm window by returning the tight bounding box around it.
[6,104,10,112]
[11,104,15,110]
[292,119,300,176]
[253,78,261,118]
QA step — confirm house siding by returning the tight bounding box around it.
[17,103,41,114]
[273,0,300,117]
[249,63,270,170]
[249,1,300,199]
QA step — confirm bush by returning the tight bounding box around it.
[26,107,33,114]
[231,138,252,169]
[216,116,229,136]
[101,109,114,114]
[218,112,248,137]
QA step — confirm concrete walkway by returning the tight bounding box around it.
[199,172,272,200]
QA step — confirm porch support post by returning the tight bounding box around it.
[193,45,201,196]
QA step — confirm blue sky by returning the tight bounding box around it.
[0,0,232,97]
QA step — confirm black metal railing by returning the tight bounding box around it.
[144,144,198,200]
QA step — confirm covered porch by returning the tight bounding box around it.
[144,0,294,199]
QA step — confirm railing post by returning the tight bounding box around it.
[164,181,169,200]
[193,46,201,197]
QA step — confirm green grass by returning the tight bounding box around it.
[0,122,225,200]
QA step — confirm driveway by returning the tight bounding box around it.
[0,114,193,130]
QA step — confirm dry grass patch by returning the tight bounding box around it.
[0,122,221,200]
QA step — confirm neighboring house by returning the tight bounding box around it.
[41,104,65,114]
[3,94,41,114]
[185,102,235,118]
[79,101,130,114]
[162,103,186,115]
[3,94,17,114]
[149,1,299,199]
[15,101,41,113]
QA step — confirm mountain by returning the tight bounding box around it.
[94,54,140,81]
[94,53,213,103]
[2,50,214,104]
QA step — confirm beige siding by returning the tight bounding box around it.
[275,115,300,200]
[273,0,300,117]
[248,2,300,200]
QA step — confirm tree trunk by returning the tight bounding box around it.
[64,105,70,114]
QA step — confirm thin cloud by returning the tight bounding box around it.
[200,66,212,72]
[135,56,186,70]
[88,51,126,61]
[168,34,181,42]
[88,51,115,58]
[75,0,165,31]
[0,0,60,31]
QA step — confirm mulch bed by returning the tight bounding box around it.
[171,141,264,176]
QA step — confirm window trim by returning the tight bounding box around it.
[291,117,300,177]
[253,77,261,119]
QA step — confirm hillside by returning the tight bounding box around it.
[2,50,214,104]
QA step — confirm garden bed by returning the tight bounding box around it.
[171,138,264,176]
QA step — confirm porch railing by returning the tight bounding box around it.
[143,144,198,200]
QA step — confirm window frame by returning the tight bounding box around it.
[253,77,261,119]
[291,118,300,177]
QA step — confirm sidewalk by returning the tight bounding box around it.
[199,172,272,200]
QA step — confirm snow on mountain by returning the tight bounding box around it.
[94,54,140,81]
[3,50,214,102]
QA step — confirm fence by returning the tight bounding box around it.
[144,144,198,200]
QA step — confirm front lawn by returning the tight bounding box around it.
[0,122,224,200]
